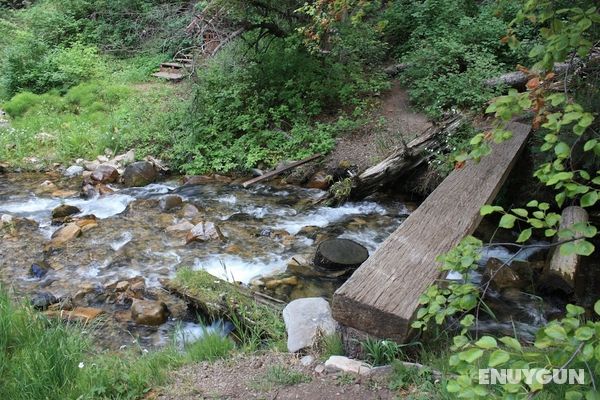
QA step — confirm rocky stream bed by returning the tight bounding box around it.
[1,158,591,352]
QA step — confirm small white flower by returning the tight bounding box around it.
[119,345,127,350]
[78,362,85,369]
[142,349,149,354]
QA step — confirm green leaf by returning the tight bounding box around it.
[475,336,497,349]
[446,381,460,393]
[581,191,598,207]
[560,242,577,256]
[499,337,522,351]
[584,139,598,151]
[567,392,584,400]
[512,208,528,218]
[575,240,595,256]
[545,229,557,237]
[586,390,600,400]
[575,327,595,341]
[499,214,517,229]
[579,114,594,128]
[480,205,502,216]
[453,335,469,349]
[527,200,539,207]
[458,348,484,363]
[488,349,510,367]
[545,325,567,340]
[547,172,574,186]
[555,142,571,157]
[517,228,532,243]
[556,192,566,207]
[595,300,600,316]
[566,304,585,316]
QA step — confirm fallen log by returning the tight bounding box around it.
[161,272,284,318]
[541,206,589,294]
[347,114,466,199]
[242,153,323,188]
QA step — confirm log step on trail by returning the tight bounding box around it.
[332,121,531,342]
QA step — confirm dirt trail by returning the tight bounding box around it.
[155,353,396,400]
[325,81,431,173]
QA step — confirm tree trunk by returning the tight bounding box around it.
[541,206,589,294]
[314,239,369,270]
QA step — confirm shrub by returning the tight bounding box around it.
[382,0,533,117]
[170,37,383,174]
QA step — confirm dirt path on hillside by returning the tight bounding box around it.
[325,81,431,173]
[154,353,397,400]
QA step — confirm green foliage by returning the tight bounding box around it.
[0,285,244,400]
[381,0,532,117]
[1,37,106,97]
[411,236,482,332]
[184,333,234,363]
[172,38,383,173]
[319,333,346,359]
[411,1,600,398]
[361,338,405,366]
[445,301,600,399]
[0,80,183,167]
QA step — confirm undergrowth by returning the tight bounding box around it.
[0,287,236,400]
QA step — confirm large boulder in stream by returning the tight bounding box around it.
[314,239,369,270]
[122,161,157,187]
[283,297,338,353]
[131,299,169,326]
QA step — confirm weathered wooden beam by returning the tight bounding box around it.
[332,121,531,342]
[242,153,323,188]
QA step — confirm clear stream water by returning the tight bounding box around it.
[0,172,551,347]
[0,173,410,347]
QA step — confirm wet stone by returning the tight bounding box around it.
[30,262,49,278]
[51,204,81,220]
[159,195,183,211]
[91,164,119,184]
[131,299,169,326]
[31,292,58,310]
[122,161,157,187]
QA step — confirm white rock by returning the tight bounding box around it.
[97,155,109,163]
[282,297,338,353]
[1,214,13,226]
[113,149,135,166]
[324,356,372,376]
[315,364,325,374]
[301,355,315,366]
[64,165,84,177]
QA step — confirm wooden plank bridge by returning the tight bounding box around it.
[332,121,532,342]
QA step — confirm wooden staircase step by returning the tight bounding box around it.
[152,71,184,81]
[160,62,185,69]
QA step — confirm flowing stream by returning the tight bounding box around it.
[0,172,410,347]
[0,172,558,348]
